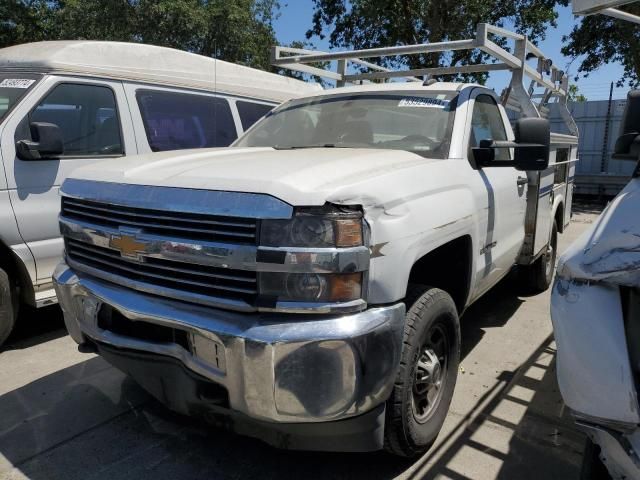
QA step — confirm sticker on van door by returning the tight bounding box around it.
[0,79,36,89]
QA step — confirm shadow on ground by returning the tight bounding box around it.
[0,270,584,480]
[403,335,584,480]
[1,305,66,352]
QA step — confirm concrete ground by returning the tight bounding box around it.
[0,207,601,480]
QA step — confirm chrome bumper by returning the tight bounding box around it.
[54,263,405,424]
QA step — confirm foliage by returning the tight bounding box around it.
[0,0,281,69]
[562,6,640,88]
[567,84,587,102]
[306,0,569,84]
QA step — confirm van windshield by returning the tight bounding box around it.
[0,74,41,122]
[234,92,458,158]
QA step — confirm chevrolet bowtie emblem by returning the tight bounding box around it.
[109,234,148,260]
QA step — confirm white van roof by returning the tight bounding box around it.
[0,41,321,103]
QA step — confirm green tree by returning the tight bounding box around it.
[0,0,281,69]
[306,0,569,83]
[562,6,640,88]
[568,84,587,102]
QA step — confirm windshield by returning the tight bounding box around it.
[0,74,41,123]
[234,91,458,158]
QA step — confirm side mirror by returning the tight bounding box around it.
[470,117,550,171]
[513,117,550,171]
[613,90,640,160]
[16,122,64,160]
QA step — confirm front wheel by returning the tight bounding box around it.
[0,267,18,346]
[384,285,461,457]
[520,220,558,293]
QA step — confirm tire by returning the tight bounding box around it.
[384,285,461,457]
[0,267,17,346]
[580,438,611,480]
[520,220,558,293]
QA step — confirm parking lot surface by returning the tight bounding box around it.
[0,207,601,480]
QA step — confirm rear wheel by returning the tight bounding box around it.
[0,267,18,346]
[520,220,558,293]
[384,285,461,457]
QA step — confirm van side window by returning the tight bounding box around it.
[136,90,237,151]
[236,101,274,130]
[19,83,123,157]
[469,94,510,161]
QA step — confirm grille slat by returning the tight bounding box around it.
[68,240,256,284]
[63,206,256,239]
[66,240,257,298]
[63,198,256,229]
[62,197,258,244]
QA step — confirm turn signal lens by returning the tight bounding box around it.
[335,219,363,247]
[329,273,362,302]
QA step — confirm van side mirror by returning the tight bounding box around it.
[613,90,640,161]
[16,122,64,160]
[471,117,550,171]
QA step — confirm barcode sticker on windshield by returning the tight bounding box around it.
[398,97,448,108]
[0,79,35,89]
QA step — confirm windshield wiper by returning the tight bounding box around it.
[274,144,339,150]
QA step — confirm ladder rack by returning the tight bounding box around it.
[272,23,578,137]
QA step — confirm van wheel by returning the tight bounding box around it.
[520,220,558,293]
[0,267,18,346]
[384,285,461,457]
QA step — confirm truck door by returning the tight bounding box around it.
[467,92,528,294]
[0,76,137,283]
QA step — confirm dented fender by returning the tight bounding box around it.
[327,160,481,305]
[556,179,640,287]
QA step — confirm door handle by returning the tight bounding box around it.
[517,177,528,186]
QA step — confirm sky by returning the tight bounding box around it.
[273,2,629,101]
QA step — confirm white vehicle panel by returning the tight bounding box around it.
[551,280,639,424]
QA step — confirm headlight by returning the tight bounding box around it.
[257,204,367,310]
[259,272,362,303]
[260,205,364,248]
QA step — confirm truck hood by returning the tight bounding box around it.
[557,177,640,287]
[69,147,434,206]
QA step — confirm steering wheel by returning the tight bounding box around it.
[99,144,122,154]
[401,134,437,147]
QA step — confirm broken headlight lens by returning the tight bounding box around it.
[260,205,364,248]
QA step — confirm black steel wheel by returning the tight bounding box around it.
[411,324,450,424]
[520,220,558,293]
[384,285,461,458]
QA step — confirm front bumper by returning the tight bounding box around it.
[54,263,405,445]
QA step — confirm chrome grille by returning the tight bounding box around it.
[65,238,258,303]
[61,197,258,244]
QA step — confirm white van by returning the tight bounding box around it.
[0,41,318,344]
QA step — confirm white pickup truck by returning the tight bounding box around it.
[54,25,578,456]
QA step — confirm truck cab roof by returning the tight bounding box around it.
[298,81,484,100]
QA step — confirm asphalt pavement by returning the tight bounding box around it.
[0,207,601,480]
